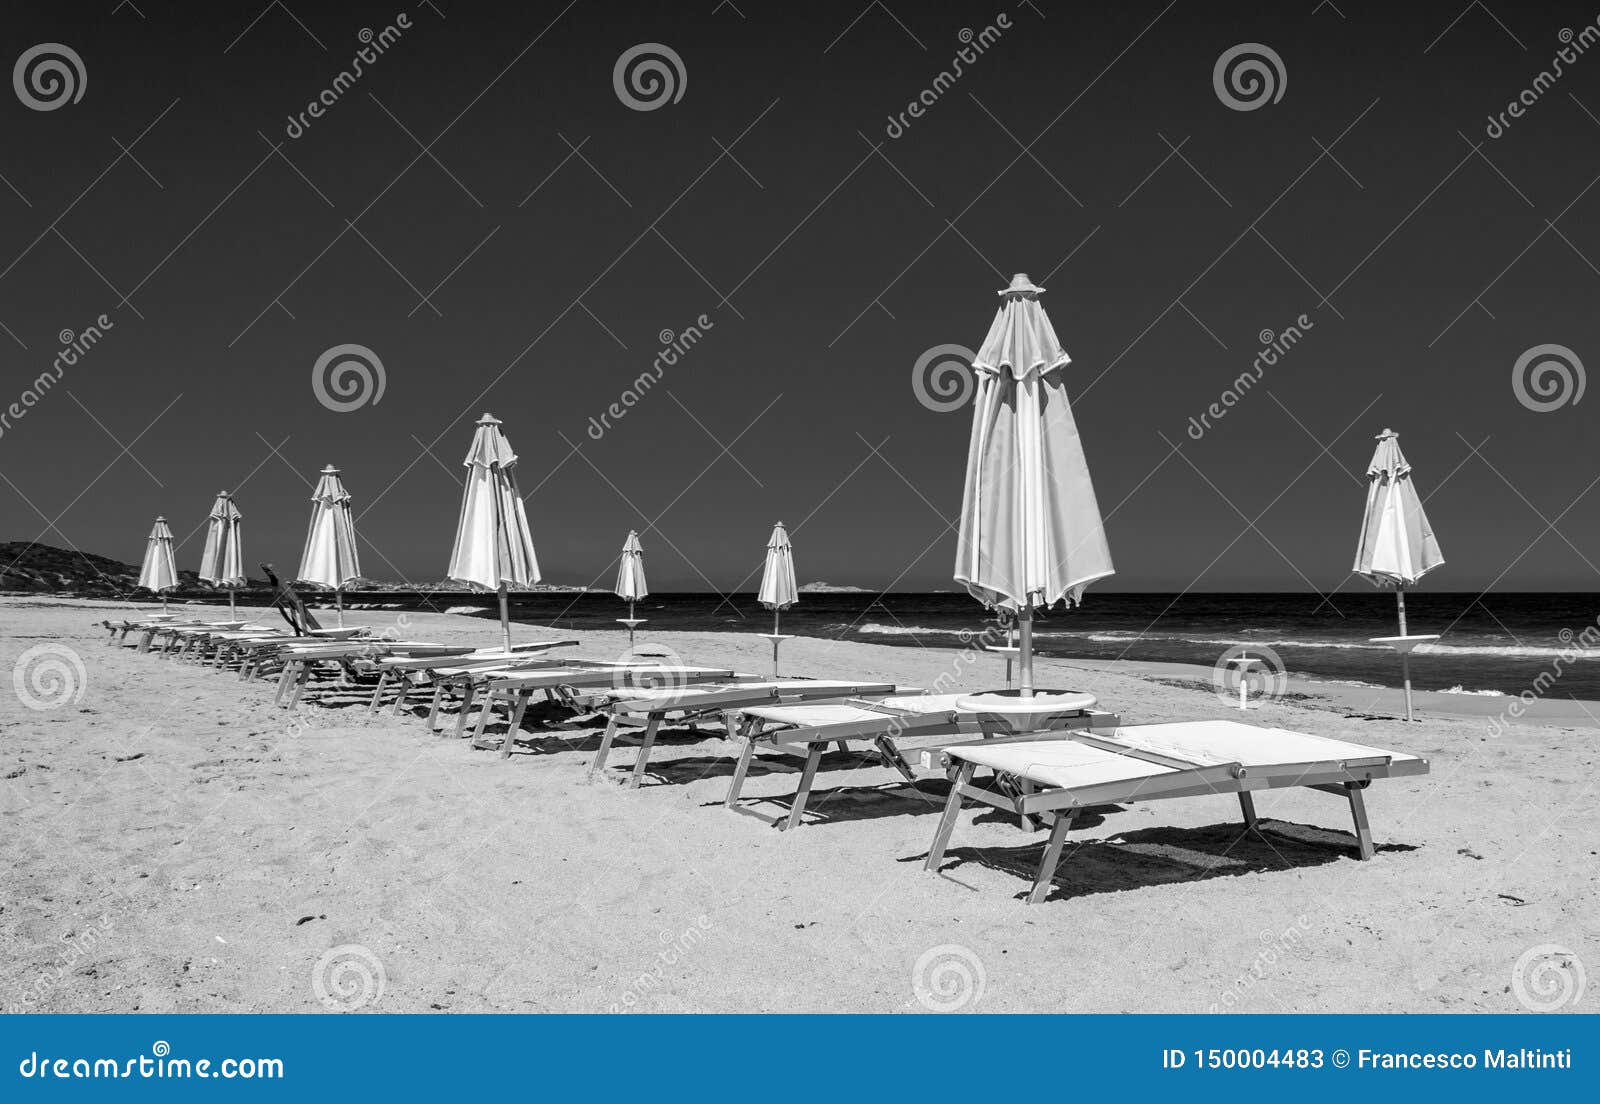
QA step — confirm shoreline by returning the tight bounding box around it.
[30,595,1598,728]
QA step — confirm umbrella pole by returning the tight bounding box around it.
[628,599,636,650]
[773,608,781,678]
[336,588,344,628]
[1019,607,1034,698]
[499,584,511,652]
[1397,587,1414,722]
[229,589,237,620]
[161,593,168,612]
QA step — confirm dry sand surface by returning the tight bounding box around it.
[2,597,1595,1013]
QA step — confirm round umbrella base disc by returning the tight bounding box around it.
[956,689,1098,724]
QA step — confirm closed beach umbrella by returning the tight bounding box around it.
[614,530,648,648]
[1354,428,1444,720]
[954,273,1114,696]
[138,516,179,609]
[447,414,539,651]
[298,465,362,627]
[758,522,797,675]
[199,491,245,619]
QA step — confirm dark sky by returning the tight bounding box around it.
[2,0,1596,594]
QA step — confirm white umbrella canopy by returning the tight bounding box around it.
[138,516,179,607]
[1353,429,1444,587]
[1354,428,1444,720]
[199,491,246,618]
[614,529,649,649]
[758,522,797,618]
[954,273,1114,695]
[446,414,539,650]
[757,522,797,675]
[298,465,362,626]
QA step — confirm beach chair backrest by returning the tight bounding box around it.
[260,562,322,635]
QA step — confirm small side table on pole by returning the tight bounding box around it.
[1369,634,1439,721]
[1227,654,1264,711]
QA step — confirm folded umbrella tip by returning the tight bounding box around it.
[999,272,1044,298]
[477,412,501,425]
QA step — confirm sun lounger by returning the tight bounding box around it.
[587,679,910,790]
[366,642,581,723]
[922,719,1431,904]
[272,640,477,708]
[467,665,744,755]
[722,692,1113,830]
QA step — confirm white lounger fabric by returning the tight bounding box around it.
[743,692,972,728]
[948,721,1420,791]
[614,680,887,711]
[953,739,1178,790]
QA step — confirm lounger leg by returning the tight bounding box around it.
[590,715,620,779]
[391,675,415,717]
[1026,811,1076,906]
[724,738,758,808]
[426,684,447,731]
[287,664,311,710]
[1346,784,1374,860]
[1239,792,1259,829]
[925,762,975,871]
[780,743,826,831]
[626,716,662,789]
[499,691,534,760]
[273,661,296,705]
[367,670,391,714]
[454,683,478,740]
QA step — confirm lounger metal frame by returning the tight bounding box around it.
[923,731,1430,904]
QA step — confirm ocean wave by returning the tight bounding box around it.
[1440,685,1507,696]
[445,605,490,615]
[1084,632,1600,660]
[855,623,966,636]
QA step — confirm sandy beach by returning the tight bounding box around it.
[3,596,1595,1014]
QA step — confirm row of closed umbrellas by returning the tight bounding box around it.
[136,274,1443,712]
[134,413,802,653]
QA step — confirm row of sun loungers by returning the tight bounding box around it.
[105,611,1430,904]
